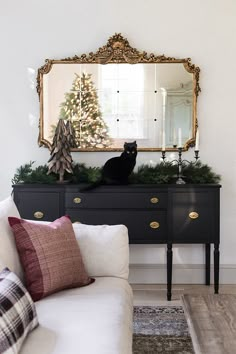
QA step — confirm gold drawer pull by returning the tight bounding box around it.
[150,221,160,229]
[34,211,44,219]
[189,211,199,219]
[73,197,82,204]
[150,197,159,204]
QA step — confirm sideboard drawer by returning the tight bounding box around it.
[14,192,61,221]
[171,191,216,243]
[66,192,168,209]
[67,209,167,244]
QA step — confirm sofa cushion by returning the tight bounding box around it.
[8,216,94,301]
[0,268,38,354]
[73,223,129,279]
[0,196,24,280]
[20,277,133,354]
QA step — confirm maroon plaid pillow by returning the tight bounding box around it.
[8,216,94,301]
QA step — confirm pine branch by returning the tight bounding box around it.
[183,161,221,184]
[12,162,57,184]
[130,162,178,184]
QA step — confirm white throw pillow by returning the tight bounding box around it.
[0,196,24,280]
[73,223,129,280]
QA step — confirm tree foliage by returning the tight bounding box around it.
[59,72,111,148]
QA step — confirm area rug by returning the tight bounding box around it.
[133,306,194,354]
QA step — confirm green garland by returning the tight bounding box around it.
[12,161,221,185]
[12,162,102,185]
[12,162,57,184]
[130,161,221,184]
[182,161,221,184]
[68,163,102,184]
[130,162,177,184]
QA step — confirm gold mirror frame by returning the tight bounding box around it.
[37,33,200,151]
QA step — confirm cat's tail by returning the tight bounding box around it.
[79,179,103,192]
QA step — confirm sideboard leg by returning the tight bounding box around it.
[214,243,220,294]
[205,243,211,285]
[167,243,173,301]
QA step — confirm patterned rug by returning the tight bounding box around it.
[133,306,194,354]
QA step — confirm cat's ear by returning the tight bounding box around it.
[124,142,128,147]
[134,140,137,145]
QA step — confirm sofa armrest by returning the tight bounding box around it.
[73,223,129,280]
[0,197,24,280]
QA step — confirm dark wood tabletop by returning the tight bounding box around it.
[182,294,236,354]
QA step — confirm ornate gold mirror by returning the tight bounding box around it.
[37,33,200,151]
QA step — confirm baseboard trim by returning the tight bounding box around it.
[129,263,236,284]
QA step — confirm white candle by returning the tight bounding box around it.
[173,128,177,146]
[195,129,199,151]
[162,131,166,151]
[178,128,182,147]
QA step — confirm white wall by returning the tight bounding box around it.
[1,0,236,283]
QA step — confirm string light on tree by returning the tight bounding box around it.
[59,72,111,149]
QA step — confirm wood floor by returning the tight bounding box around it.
[132,283,236,306]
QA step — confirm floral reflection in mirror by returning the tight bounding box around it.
[37,34,200,151]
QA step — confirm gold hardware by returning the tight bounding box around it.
[73,197,81,204]
[34,211,44,219]
[189,211,199,219]
[150,221,160,229]
[150,197,159,204]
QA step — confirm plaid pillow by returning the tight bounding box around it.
[8,215,94,301]
[0,268,38,354]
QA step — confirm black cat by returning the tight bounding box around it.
[81,141,137,191]
[103,141,137,184]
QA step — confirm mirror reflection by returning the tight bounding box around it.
[38,34,200,151]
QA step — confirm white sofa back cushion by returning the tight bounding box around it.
[73,223,129,280]
[0,196,24,280]
[0,196,129,281]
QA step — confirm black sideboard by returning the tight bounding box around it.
[13,183,221,300]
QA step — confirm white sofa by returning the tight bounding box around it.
[0,197,133,354]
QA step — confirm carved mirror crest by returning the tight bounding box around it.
[37,33,200,151]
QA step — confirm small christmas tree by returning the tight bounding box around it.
[59,72,111,149]
[47,119,73,183]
